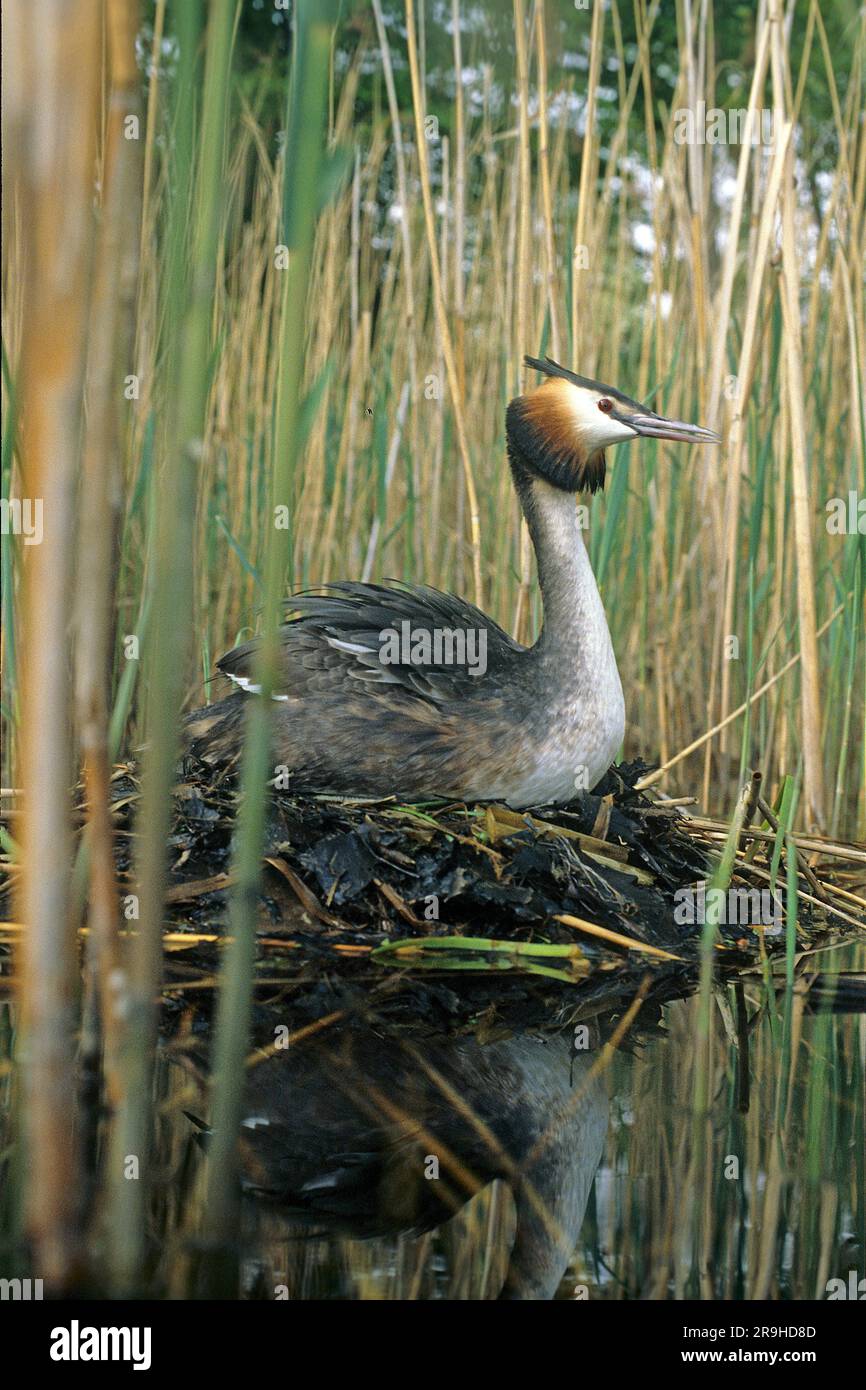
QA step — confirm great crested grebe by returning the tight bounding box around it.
[188,356,719,803]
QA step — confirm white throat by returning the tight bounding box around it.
[511,475,626,804]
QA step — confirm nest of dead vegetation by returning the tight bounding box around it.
[94,758,865,1044]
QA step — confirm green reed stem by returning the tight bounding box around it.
[200,0,340,1289]
[108,0,235,1292]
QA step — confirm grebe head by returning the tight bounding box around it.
[506,354,720,494]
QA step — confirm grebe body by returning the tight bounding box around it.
[188,357,717,804]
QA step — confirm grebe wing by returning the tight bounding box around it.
[217,580,523,708]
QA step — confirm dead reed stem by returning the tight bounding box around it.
[9,0,102,1290]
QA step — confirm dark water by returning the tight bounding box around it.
[1,945,862,1300]
[146,949,863,1300]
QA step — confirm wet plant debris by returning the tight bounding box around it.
[1,760,863,1040]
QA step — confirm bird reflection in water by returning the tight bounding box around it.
[230,1020,608,1300]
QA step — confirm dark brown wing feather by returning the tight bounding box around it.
[217,580,524,707]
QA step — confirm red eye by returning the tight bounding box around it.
[598,398,614,413]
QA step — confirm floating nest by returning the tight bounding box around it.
[92,758,864,1045]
